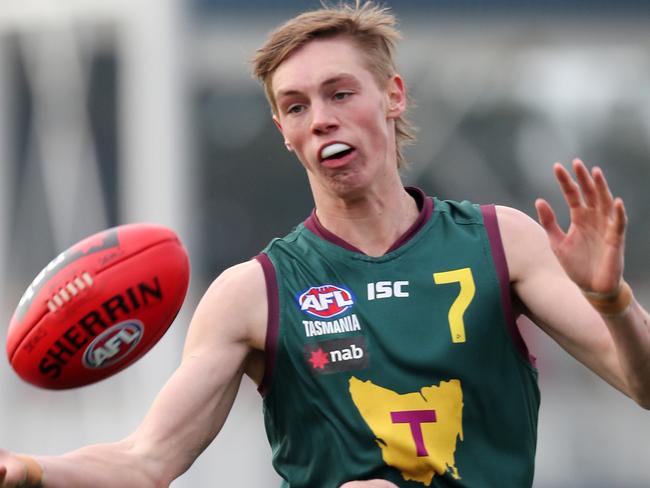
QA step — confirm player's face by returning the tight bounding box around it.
[271,36,406,198]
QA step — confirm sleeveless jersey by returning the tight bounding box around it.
[257,192,540,487]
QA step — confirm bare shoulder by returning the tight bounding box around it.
[205,258,266,302]
[494,205,554,283]
[183,258,267,357]
[494,204,541,236]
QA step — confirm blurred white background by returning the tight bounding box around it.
[1,0,649,486]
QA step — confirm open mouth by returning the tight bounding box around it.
[320,143,354,162]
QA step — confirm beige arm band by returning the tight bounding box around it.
[582,280,633,317]
[15,455,43,488]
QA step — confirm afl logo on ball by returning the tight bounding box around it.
[297,285,354,319]
[82,320,144,369]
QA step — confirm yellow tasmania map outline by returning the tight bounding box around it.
[349,377,464,486]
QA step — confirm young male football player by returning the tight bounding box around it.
[1,2,648,487]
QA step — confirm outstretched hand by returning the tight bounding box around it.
[535,159,627,295]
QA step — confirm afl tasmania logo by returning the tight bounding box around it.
[297,284,355,319]
[82,320,143,369]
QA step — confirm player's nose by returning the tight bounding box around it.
[310,101,338,135]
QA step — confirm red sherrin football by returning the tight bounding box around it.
[6,223,190,389]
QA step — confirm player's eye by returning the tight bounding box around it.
[333,92,352,101]
[287,104,305,115]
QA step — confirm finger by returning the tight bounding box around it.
[613,197,628,237]
[592,166,614,212]
[535,198,566,246]
[573,159,597,208]
[602,198,627,254]
[554,163,583,209]
[0,465,6,485]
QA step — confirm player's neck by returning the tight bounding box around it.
[313,182,420,257]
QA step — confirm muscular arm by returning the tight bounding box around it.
[498,162,650,408]
[1,259,267,488]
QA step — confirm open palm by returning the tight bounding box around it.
[535,159,627,295]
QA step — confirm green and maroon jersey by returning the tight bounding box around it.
[255,188,539,487]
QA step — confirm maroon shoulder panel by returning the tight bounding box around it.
[481,204,535,366]
[254,253,280,396]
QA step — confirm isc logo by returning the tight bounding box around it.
[82,320,143,369]
[297,285,354,319]
[367,281,409,301]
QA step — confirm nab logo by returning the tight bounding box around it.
[305,336,369,375]
[297,284,355,319]
[330,344,364,362]
[82,320,143,369]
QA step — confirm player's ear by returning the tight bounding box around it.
[386,74,406,119]
[272,114,283,134]
[272,115,292,152]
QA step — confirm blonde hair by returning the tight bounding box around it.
[251,1,416,168]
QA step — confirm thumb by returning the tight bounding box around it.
[535,198,565,247]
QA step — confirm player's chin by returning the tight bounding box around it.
[325,171,368,198]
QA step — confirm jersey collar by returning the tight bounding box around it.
[304,187,434,255]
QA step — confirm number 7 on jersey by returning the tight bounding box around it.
[433,267,476,343]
